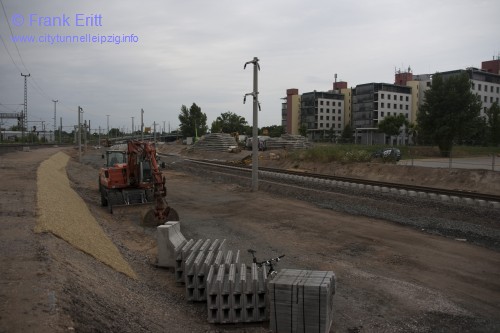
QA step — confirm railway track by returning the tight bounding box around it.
[185,158,500,208]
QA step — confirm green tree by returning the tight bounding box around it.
[377,114,409,137]
[298,124,308,137]
[262,125,285,138]
[340,124,353,143]
[210,111,247,134]
[108,128,122,137]
[417,72,482,156]
[486,102,500,146]
[178,103,208,138]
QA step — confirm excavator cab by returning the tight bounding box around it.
[105,151,127,167]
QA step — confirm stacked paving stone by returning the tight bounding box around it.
[265,134,311,151]
[268,269,336,333]
[191,133,238,152]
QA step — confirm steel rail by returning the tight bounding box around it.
[186,158,500,204]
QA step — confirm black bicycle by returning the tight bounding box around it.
[247,249,285,278]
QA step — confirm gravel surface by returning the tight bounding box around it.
[1,146,499,333]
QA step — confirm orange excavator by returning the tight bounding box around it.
[99,140,179,226]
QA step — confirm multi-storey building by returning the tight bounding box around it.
[281,89,301,135]
[352,83,412,144]
[300,90,345,141]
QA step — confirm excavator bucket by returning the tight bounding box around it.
[141,207,179,227]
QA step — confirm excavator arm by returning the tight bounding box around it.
[127,141,179,225]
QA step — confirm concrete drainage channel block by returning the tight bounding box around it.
[175,238,227,284]
[156,222,186,268]
[206,260,268,324]
[268,269,336,333]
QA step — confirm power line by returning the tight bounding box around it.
[0,34,21,73]
[0,0,55,103]
[0,0,29,72]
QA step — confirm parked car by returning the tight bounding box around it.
[372,147,401,161]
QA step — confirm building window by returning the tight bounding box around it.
[381,102,385,108]
[406,105,409,110]
[320,108,323,112]
[491,97,494,103]
[400,104,403,109]
[387,94,391,100]
[320,101,324,105]
[485,85,488,92]
[381,93,385,99]
[400,96,403,101]
[338,116,341,121]
[387,104,391,109]
[497,87,499,94]
[326,116,329,120]
[320,116,323,120]
[405,114,408,118]
[394,104,397,109]
[326,101,330,106]
[491,86,494,93]
[478,84,482,91]
[484,96,487,102]
[471,82,475,90]
[338,109,341,114]
[381,112,384,117]
[332,101,336,106]
[388,112,391,116]
[406,96,409,101]
[338,124,341,128]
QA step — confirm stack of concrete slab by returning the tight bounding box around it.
[191,133,238,152]
[206,262,269,324]
[268,269,336,333]
[265,134,310,151]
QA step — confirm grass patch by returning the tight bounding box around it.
[287,144,499,163]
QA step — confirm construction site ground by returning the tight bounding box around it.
[1,143,499,333]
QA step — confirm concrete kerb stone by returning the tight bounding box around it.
[463,197,475,206]
[490,201,500,209]
[439,194,451,202]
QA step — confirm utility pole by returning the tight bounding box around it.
[106,114,110,137]
[243,57,260,192]
[21,73,30,141]
[131,116,135,138]
[141,108,144,141]
[59,117,62,144]
[52,99,58,143]
[78,106,83,162]
[153,121,157,142]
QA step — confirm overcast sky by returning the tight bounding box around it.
[1,0,499,134]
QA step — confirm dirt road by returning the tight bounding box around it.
[1,146,499,332]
